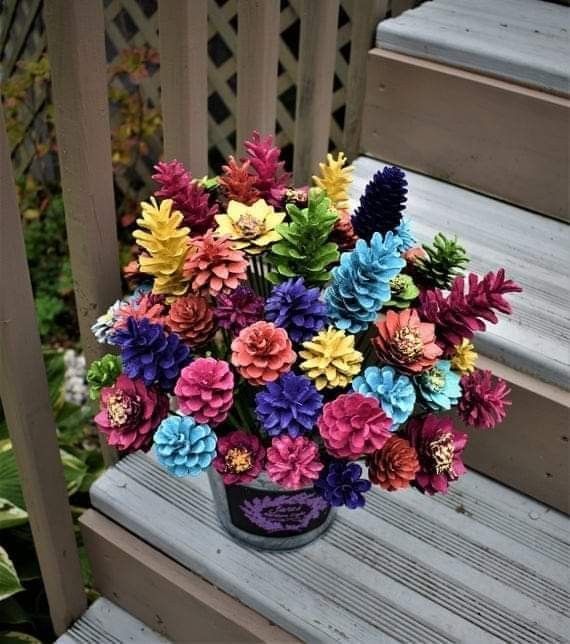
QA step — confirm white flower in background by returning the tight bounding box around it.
[63,349,88,407]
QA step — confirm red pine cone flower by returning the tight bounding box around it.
[231,321,296,385]
[317,392,392,459]
[213,430,265,485]
[219,156,260,206]
[458,369,511,429]
[373,309,442,374]
[174,358,234,425]
[367,436,420,491]
[330,208,358,251]
[183,231,248,297]
[168,295,215,347]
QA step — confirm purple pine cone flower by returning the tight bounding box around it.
[214,286,264,335]
[315,461,372,509]
[114,317,190,391]
[265,277,327,343]
[255,372,323,438]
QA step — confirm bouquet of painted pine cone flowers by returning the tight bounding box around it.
[89,131,521,509]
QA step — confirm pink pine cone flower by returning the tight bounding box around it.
[266,435,323,489]
[213,430,265,485]
[174,358,234,426]
[95,374,169,452]
[458,369,511,429]
[114,293,168,331]
[407,414,468,495]
[318,392,392,460]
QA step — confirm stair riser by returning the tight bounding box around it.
[362,49,570,221]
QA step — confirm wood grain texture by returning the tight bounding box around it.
[293,0,340,184]
[159,0,208,176]
[81,510,299,643]
[236,0,280,149]
[362,49,570,221]
[44,0,122,465]
[0,106,86,634]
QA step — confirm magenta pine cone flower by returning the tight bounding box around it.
[458,369,511,429]
[406,414,468,495]
[174,358,234,426]
[213,430,265,485]
[214,286,264,335]
[317,393,392,460]
[266,435,324,489]
[95,374,169,452]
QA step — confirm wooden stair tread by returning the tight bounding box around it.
[352,156,570,390]
[90,452,570,643]
[376,0,569,95]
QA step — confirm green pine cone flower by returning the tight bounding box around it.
[415,233,469,289]
[87,353,122,400]
[267,188,339,286]
[385,274,420,309]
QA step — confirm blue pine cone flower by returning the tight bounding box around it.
[415,360,462,411]
[265,278,327,343]
[325,232,406,334]
[352,166,408,242]
[394,218,417,252]
[114,317,190,391]
[153,415,217,477]
[315,461,372,509]
[352,366,416,428]
[255,372,323,438]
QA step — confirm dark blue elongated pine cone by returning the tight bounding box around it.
[352,166,408,242]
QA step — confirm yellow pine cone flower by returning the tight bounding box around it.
[214,199,285,255]
[299,326,363,390]
[133,197,190,297]
[312,152,353,210]
[451,339,478,374]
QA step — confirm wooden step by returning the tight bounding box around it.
[84,452,570,643]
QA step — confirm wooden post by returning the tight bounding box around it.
[159,0,208,176]
[236,0,280,151]
[343,0,388,160]
[0,106,87,635]
[293,0,340,184]
[44,0,122,466]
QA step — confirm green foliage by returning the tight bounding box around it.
[415,233,469,289]
[87,354,122,400]
[267,188,339,285]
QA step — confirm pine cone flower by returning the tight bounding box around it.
[266,435,323,489]
[122,259,147,287]
[458,369,511,429]
[133,197,190,297]
[299,326,363,391]
[367,436,420,491]
[407,415,467,495]
[114,317,190,391]
[114,293,168,330]
[168,295,215,347]
[451,339,478,375]
[231,321,296,385]
[312,152,353,209]
[183,231,248,297]
[214,286,264,335]
[352,166,408,241]
[265,277,327,344]
[255,372,323,438]
[373,309,442,374]
[315,461,371,509]
[95,374,169,452]
[244,131,291,206]
[91,300,122,345]
[330,209,358,252]
[153,415,217,477]
[213,430,265,485]
[215,199,284,255]
[416,359,461,411]
[219,156,260,205]
[352,366,416,428]
[87,354,122,400]
[394,218,417,252]
[152,160,218,234]
[385,274,420,309]
[403,246,426,269]
[174,358,234,426]
[318,392,392,459]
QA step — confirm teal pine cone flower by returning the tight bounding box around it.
[154,415,217,477]
[86,354,122,400]
[385,274,420,309]
[415,360,462,411]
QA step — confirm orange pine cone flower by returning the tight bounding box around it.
[168,295,215,347]
[367,436,420,491]
[183,231,248,297]
[219,156,260,206]
[373,309,442,374]
[231,321,296,386]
